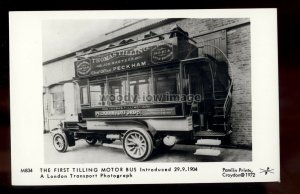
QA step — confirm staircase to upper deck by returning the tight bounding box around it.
[193,70,232,138]
[191,46,233,139]
[192,54,233,156]
[211,76,232,133]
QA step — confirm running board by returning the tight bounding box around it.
[102,143,123,149]
[195,139,221,146]
[194,148,221,156]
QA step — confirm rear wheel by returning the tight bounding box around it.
[123,129,153,161]
[86,137,98,145]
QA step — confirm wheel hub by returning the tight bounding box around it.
[55,137,63,148]
[124,132,147,158]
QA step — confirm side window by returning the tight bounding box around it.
[129,76,150,103]
[154,73,179,102]
[90,83,106,106]
[109,80,127,105]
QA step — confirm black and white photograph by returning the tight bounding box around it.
[9,9,279,185]
[42,18,252,163]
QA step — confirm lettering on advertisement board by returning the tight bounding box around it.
[95,108,176,117]
[75,59,92,76]
[151,43,173,64]
[74,41,176,77]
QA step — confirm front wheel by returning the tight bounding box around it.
[123,129,153,161]
[53,133,68,152]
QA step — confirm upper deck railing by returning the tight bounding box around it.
[75,28,196,59]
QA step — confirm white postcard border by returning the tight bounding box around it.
[9,9,279,185]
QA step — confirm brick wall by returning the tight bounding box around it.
[227,25,251,146]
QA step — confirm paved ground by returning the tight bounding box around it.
[44,133,252,163]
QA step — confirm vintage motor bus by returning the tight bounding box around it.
[52,25,233,161]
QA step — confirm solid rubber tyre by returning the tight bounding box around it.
[123,129,153,161]
[53,132,68,152]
